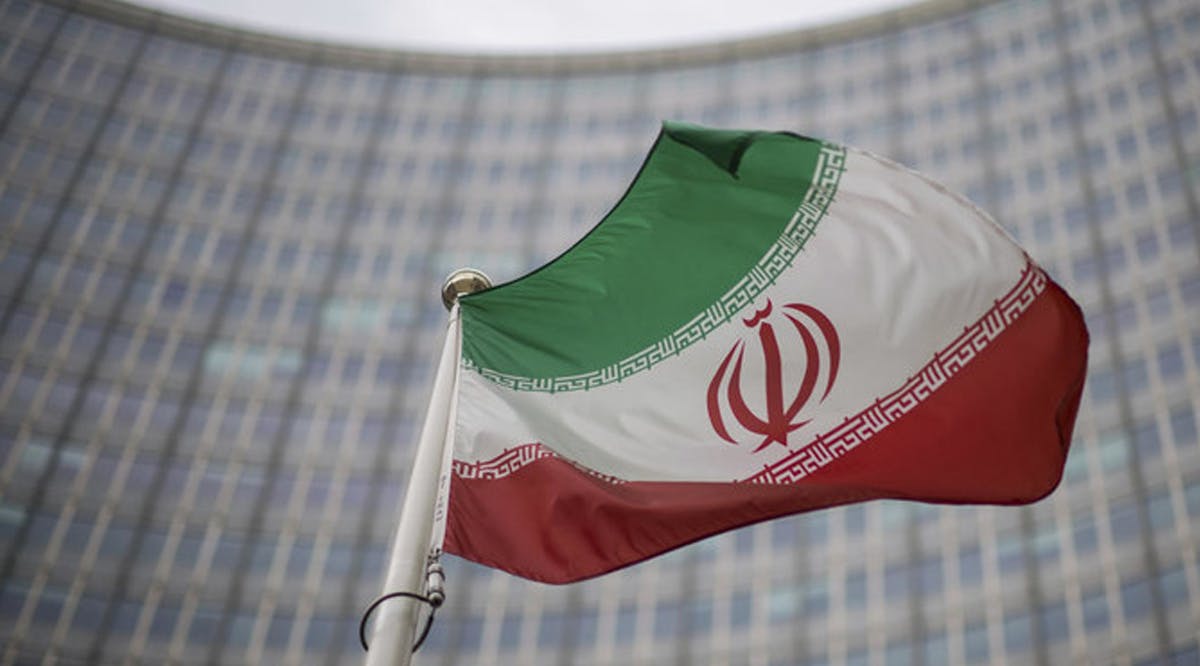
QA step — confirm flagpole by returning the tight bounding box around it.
[364,270,490,666]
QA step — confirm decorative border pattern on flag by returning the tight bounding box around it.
[453,442,626,484]
[452,259,1047,483]
[464,143,848,393]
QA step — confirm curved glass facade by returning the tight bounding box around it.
[1,0,1198,663]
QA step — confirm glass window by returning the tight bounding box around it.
[536,612,564,648]
[1134,420,1161,457]
[259,290,282,320]
[1145,491,1173,530]
[959,545,982,585]
[1147,117,1173,146]
[917,556,942,593]
[285,538,312,577]
[371,250,391,278]
[733,525,755,554]
[615,605,636,643]
[576,607,598,646]
[964,620,989,662]
[804,581,829,614]
[684,599,712,635]
[1031,213,1053,242]
[731,590,752,628]
[1146,285,1170,319]
[227,292,249,319]
[767,588,796,622]
[1072,254,1097,282]
[997,535,1023,573]
[1168,217,1198,248]
[260,611,292,648]
[1089,367,1116,402]
[228,610,255,648]
[1003,612,1031,654]
[1039,600,1069,642]
[341,354,363,384]
[1064,203,1089,235]
[309,248,332,274]
[1116,131,1138,158]
[187,607,220,644]
[37,317,66,351]
[1181,273,1200,310]
[212,533,241,567]
[845,569,867,608]
[499,612,520,649]
[653,601,678,638]
[1120,578,1153,620]
[1119,357,1147,392]
[1081,588,1109,631]
[844,505,865,533]
[300,615,334,651]
[1109,502,1142,542]
[1157,168,1183,197]
[772,520,797,549]
[338,249,359,276]
[291,295,315,326]
[885,639,912,666]
[1171,405,1197,446]
[150,603,182,641]
[922,631,948,666]
[803,513,828,541]
[1157,566,1188,608]
[884,563,909,601]
[306,351,329,381]
[375,357,401,383]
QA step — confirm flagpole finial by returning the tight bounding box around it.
[441,268,493,310]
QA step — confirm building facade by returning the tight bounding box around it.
[0,0,1198,663]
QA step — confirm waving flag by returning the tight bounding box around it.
[439,122,1088,584]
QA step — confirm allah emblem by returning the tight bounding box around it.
[707,300,841,452]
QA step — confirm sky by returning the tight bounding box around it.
[135,0,915,53]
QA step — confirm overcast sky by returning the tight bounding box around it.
[134,0,915,53]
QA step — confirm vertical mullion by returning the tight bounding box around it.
[0,0,77,140]
[326,70,486,666]
[0,10,156,620]
[1047,0,1171,654]
[81,49,321,665]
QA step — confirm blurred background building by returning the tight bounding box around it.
[1,0,1198,663]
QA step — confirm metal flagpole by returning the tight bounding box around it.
[363,269,490,666]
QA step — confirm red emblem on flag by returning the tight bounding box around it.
[707,300,841,452]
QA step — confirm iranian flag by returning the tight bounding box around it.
[436,122,1088,584]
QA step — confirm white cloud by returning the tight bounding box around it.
[138,0,914,52]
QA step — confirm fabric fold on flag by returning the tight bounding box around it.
[441,121,1088,584]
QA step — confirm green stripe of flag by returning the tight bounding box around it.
[460,122,830,382]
